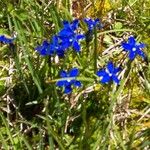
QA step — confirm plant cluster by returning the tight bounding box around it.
[0,0,150,149]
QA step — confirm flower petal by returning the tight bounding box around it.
[76,34,85,40]
[69,68,79,77]
[73,80,81,87]
[58,28,73,37]
[0,35,14,44]
[56,80,66,87]
[128,36,136,45]
[96,70,106,77]
[113,67,121,74]
[60,70,67,77]
[63,20,70,28]
[71,19,79,31]
[64,85,72,94]
[122,43,132,51]
[137,49,146,59]
[100,74,111,84]
[73,41,80,52]
[138,43,146,49]
[57,49,65,57]
[107,61,114,73]
[129,51,136,60]
[112,75,120,84]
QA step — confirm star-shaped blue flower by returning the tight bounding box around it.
[122,36,146,60]
[84,18,102,31]
[96,62,121,84]
[0,35,14,44]
[35,40,50,56]
[58,20,85,52]
[35,36,65,57]
[56,68,81,94]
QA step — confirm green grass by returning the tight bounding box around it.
[0,0,150,149]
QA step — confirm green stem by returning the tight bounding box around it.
[94,27,98,73]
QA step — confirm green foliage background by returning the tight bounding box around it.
[0,0,150,149]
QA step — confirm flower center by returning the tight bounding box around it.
[109,73,112,77]
[132,47,136,51]
[106,69,112,77]
[67,79,71,82]
[69,38,73,42]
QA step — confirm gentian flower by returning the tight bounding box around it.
[35,40,50,56]
[84,18,102,43]
[35,36,65,57]
[0,35,14,44]
[122,36,146,60]
[84,18,102,31]
[56,68,81,94]
[96,61,121,84]
[58,20,85,52]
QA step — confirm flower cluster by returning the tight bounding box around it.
[35,19,85,57]
[35,18,103,57]
[34,18,146,94]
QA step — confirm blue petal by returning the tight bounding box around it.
[0,35,14,44]
[43,40,49,47]
[35,45,46,55]
[129,51,136,60]
[138,43,146,49]
[0,35,5,41]
[112,75,120,84]
[107,61,114,73]
[76,34,85,40]
[96,70,106,77]
[58,28,74,37]
[122,43,132,51]
[137,49,145,59]
[69,68,79,77]
[35,41,50,56]
[84,18,91,24]
[95,18,100,24]
[64,85,72,94]
[47,43,55,55]
[100,74,111,84]
[63,20,70,28]
[113,67,121,74]
[71,19,79,30]
[57,49,65,57]
[35,41,50,55]
[52,35,58,45]
[61,39,72,49]
[74,81,81,87]
[60,70,68,77]
[84,18,94,30]
[73,41,80,52]
[56,80,66,87]
[128,36,136,45]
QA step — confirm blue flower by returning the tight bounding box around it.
[122,36,146,60]
[35,40,50,56]
[35,36,65,57]
[35,19,85,55]
[84,18,102,31]
[58,20,85,52]
[0,35,14,44]
[96,62,121,84]
[56,68,81,94]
